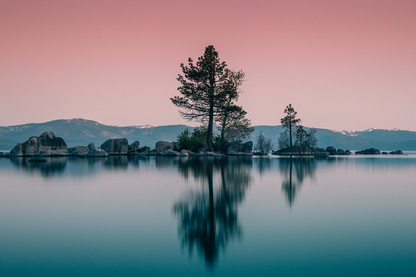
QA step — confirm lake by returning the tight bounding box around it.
[0,155,415,276]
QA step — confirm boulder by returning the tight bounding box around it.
[40,149,68,157]
[179,150,189,156]
[137,146,150,155]
[87,143,108,157]
[336,149,345,155]
[389,150,403,155]
[164,149,180,156]
[226,141,253,155]
[363,148,380,154]
[10,131,68,157]
[382,152,388,155]
[326,146,336,155]
[155,141,173,154]
[314,152,329,158]
[68,146,89,157]
[344,150,351,155]
[128,141,140,154]
[100,138,129,155]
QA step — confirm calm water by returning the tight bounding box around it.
[0,155,415,276]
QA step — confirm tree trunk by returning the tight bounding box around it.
[206,93,214,151]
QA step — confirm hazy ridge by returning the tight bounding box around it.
[1,118,416,151]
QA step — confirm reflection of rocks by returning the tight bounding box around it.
[279,158,316,207]
[10,157,67,178]
[174,157,251,268]
[104,155,129,169]
[10,131,68,157]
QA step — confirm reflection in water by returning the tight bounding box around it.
[279,158,316,207]
[8,155,149,179]
[255,157,272,176]
[173,157,252,268]
[10,157,68,178]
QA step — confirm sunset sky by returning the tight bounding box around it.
[1,0,415,131]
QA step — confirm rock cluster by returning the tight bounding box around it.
[355,148,380,155]
[6,131,252,158]
[10,131,68,157]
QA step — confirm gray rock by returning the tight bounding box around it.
[326,146,336,155]
[336,149,345,155]
[10,131,68,157]
[100,138,129,155]
[128,141,140,154]
[180,150,189,156]
[156,141,173,154]
[314,152,329,158]
[363,148,380,154]
[40,149,68,157]
[137,146,150,155]
[68,146,89,157]
[164,149,180,156]
[87,143,108,157]
[226,141,253,155]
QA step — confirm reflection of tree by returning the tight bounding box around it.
[279,158,316,207]
[255,157,272,176]
[173,157,251,268]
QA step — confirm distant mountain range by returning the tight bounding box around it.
[1,118,416,151]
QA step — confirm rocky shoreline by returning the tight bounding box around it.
[0,131,405,160]
[0,131,253,161]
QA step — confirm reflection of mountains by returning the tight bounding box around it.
[279,158,317,207]
[173,157,252,268]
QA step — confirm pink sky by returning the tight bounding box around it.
[1,0,415,131]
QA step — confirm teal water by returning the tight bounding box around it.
[0,155,415,276]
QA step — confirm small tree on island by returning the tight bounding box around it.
[171,45,253,152]
[280,104,301,148]
[255,132,273,155]
[278,104,318,153]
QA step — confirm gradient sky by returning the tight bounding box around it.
[1,0,415,131]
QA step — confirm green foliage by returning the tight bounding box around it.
[171,46,229,150]
[177,127,208,152]
[280,104,301,147]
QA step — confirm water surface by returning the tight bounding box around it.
[0,155,415,276]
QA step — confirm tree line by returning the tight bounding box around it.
[171,45,317,154]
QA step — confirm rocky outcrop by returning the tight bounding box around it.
[39,149,68,157]
[326,146,336,155]
[356,148,380,155]
[314,152,329,158]
[335,149,351,155]
[155,141,173,154]
[389,150,403,155]
[87,143,108,157]
[137,146,150,155]
[163,149,180,156]
[10,131,68,157]
[68,146,89,157]
[226,141,253,155]
[128,141,140,154]
[100,138,129,155]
